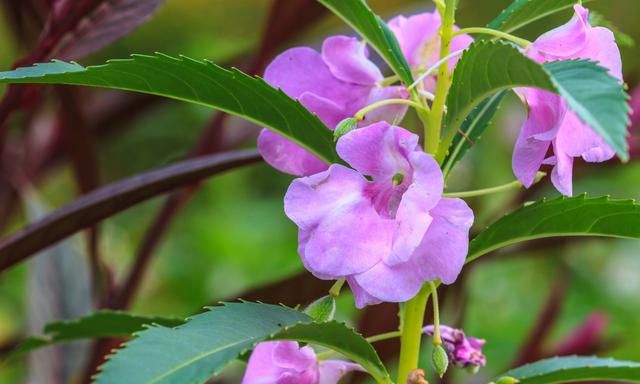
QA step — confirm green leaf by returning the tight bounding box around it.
[445,41,630,161]
[0,54,339,165]
[95,302,391,384]
[467,195,640,264]
[441,91,506,177]
[11,312,184,357]
[488,0,589,33]
[501,356,640,383]
[317,0,414,85]
[272,321,391,384]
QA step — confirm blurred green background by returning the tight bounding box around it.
[1,0,640,383]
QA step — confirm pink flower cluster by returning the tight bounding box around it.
[513,5,623,196]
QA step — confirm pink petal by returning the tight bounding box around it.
[347,277,383,308]
[353,258,425,304]
[576,26,623,80]
[242,342,286,383]
[322,35,382,85]
[361,86,410,125]
[388,11,441,67]
[284,165,392,278]
[319,360,364,384]
[299,92,349,129]
[550,142,575,196]
[387,151,443,265]
[272,342,317,372]
[257,129,328,177]
[336,122,419,179]
[533,5,589,57]
[512,88,564,187]
[555,112,615,162]
[413,198,474,284]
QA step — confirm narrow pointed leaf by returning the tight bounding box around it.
[501,356,640,383]
[12,312,184,357]
[446,41,629,161]
[317,0,414,85]
[441,91,506,177]
[488,0,591,33]
[0,54,339,164]
[95,302,390,384]
[467,195,640,263]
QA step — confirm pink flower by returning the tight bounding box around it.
[389,10,473,90]
[258,35,408,177]
[630,87,640,157]
[284,122,474,308]
[512,5,623,196]
[242,341,362,384]
[423,325,486,368]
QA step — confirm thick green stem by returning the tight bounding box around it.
[397,284,431,383]
[425,0,457,158]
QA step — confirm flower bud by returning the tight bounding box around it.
[304,295,336,322]
[431,344,449,378]
[494,377,519,384]
[333,118,358,141]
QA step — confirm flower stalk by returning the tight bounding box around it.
[454,27,531,48]
[397,284,431,383]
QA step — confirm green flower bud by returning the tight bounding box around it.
[432,344,449,378]
[304,295,336,322]
[466,364,480,375]
[494,377,519,384]
[333,118,358,141]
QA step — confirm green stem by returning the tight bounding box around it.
[316,330,403,360]
[428,281,442,346]
[397,284,431,383]
[425,0,457,158]
[354,98,425,121]
[443,172,546,198]
[329,279,345,297]
[454,27,532,48]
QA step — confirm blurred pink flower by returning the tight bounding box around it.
[258,35,408,176]
[630,87,640,157]
[512,5,623,196]
[388,10,473,90]
[424,325,486,368]
[242,341,362,384]
[284,122,473,308]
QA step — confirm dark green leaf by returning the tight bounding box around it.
[445,41,629,161]
[467,195,640,263]
[95,302,391,384]
[501,356,640,383]
[441,91,506,177]
[11,311,184,357]
[272,321,391,383]
[0,54,339,164]
[488,0,588,33]
[317,0,414,85]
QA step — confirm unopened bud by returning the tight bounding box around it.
[432,344,449,378]
[333,118,358,141]
[407,368,428,384]
[494,377,519,384]
[304,295,336,322]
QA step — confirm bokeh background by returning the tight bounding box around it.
[1,0,639,383]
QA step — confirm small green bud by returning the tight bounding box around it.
[494,377,519,384]
[333,118,358,141]
[304,295,336,322]
[431,344,449,378]
[392,172,405,185]
[465,364,480,375]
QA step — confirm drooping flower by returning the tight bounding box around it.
[512,5,623,196]
[242,341,362,384]
[284,122,474,308]
[423,325,486,369]
[388,10,473,90]
[258,35,409,177]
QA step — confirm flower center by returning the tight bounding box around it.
[392,172,405,186]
